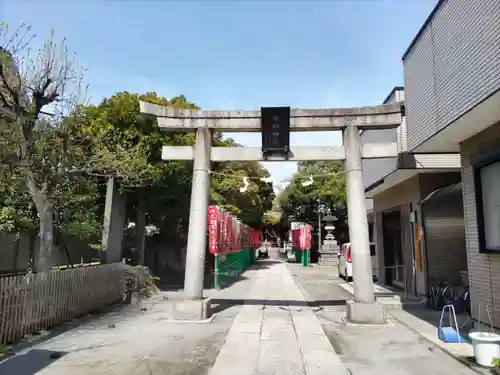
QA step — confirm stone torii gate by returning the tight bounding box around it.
[140,101,402,324]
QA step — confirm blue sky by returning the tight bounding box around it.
[2,0,436,189]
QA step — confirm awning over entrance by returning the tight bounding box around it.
[420,182,463,204]
[365,168,459,198]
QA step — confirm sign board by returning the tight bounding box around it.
[415,224,423,272]
[291,223,312,251]
[261,106,290,157]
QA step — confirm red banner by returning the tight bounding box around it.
[208,206,218,254]
[208,206,261,254]
[248,228,261,249]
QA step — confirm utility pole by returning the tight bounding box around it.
[317,204,322,253]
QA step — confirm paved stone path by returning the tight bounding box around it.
[208,261,348,375]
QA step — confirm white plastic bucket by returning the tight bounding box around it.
[468,331,500,367]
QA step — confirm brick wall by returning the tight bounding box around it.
[460,121,500,327]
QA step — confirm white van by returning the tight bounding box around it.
[338,242,377,281]
[284,241,294,260]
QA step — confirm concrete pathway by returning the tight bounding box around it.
[287,263,478,375]
[208,261,348,375]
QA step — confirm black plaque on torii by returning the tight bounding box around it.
[261,106,290,159]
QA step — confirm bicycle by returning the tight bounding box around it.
[443,285,470,315]
[429,279,450,310]
[430,281,470,313]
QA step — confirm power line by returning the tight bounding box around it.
[209,169,345,180]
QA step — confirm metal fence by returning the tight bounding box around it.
[0,263,125,345]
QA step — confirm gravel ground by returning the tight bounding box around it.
[0,270,257,375]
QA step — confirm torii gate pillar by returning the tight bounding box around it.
[343,126,386,324]
[184,127,212,299]
[344,125,375,303]
[342,125,387,324]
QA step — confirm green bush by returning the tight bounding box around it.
[124,265,159,299]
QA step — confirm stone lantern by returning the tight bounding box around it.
[319,209,340,266]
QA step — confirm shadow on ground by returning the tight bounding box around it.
[157,260,281,293]
[343,279,473,333]
[0,349,68,375]
[210,297,346,314]
[216,260,282,290]
[250,260,282,267]
[402,303,471,331]
[0,300,154,375]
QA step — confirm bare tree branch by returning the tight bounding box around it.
[0,22,89,271]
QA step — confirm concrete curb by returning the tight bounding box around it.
[338,282,485,373]
[338,283,426,310]
[164,313,217,324]
[338,282,400,305]
[390,312,485,374]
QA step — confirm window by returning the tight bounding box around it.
[475,156,500,252]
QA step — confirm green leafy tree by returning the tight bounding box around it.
[280,161,346,220]
[0,172,35,233]
[279,160,349,248]
[80,91,198,188]
[211,137,274,228]
[78,91,199,265]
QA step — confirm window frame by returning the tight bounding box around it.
[473,144,500,253]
